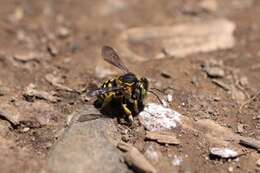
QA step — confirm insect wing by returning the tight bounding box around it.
[88,86,122,97]
[102,46,130,74]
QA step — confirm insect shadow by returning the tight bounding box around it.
[94,99,124,118]
[86,83,124,119]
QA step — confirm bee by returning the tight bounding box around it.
[89,46,149,123]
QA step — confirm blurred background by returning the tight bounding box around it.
[0,0,259,173]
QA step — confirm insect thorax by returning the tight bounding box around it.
[118,73,138,85]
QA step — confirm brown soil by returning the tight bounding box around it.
[0,0,259,173]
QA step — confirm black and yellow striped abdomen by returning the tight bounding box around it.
[94,79,119,108]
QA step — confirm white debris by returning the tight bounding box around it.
[210,147,238,158]
[228,166,234,173]
[144,145,160,162]
[161,99,169,108]
[171,155,183,166]
[56,26,71,38]
[167,94,173,102]
[139,103,181,131]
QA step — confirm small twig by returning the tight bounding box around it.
[150,87,177,94]
[239,89,260,112]
[236,150,255,158]
[231,71,250,99]
[239,137,260,152]
[150,87,166,95]
[211,79,230,91]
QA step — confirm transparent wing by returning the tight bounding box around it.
[88,86,122,97]
[102,46,130,74]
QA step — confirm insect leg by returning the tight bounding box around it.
[122,103,133,123]
[133,99,139,113]
[100,93,114,109]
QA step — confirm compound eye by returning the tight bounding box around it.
[120,73,137,84]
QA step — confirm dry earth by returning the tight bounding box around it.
[0,0,259,173]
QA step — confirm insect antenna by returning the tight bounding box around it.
[147,90,164,105]
[150,87,166,95]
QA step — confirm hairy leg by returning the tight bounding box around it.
[121,103,133,123]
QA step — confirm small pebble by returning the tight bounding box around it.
[46,142,53,149]
[121,129,128,135]
[199,0,218,12]
[47,43,59,56]
[121,135,129,142]
[205,67,225,78]
[57,26,70,38]
[172,155,183,166]
[21,127,30,133]
[228,166,234,173]
[80,95,90,102]
[167,95,173,102]
[256,159,260,167]
[13,52,38,62]
[210,147,238,158]
[239,76,248,86]
[234,158,240,162]
[237,123,244,133]
[213,96,221,101]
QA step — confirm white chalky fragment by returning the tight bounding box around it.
[139,103,181,131]
[171,155,183,166]
[210,147,238,158]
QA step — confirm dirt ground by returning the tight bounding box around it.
[0,0,259,173]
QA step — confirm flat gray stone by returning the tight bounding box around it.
[47,105,130,173]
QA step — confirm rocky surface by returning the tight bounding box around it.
[47,105,130,173]
[0,0,259,173]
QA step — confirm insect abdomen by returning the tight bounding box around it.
[94,79,118,109]
[101,79,116,88]
[98,79,117,99]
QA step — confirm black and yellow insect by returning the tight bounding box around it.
[89,46,149,123]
